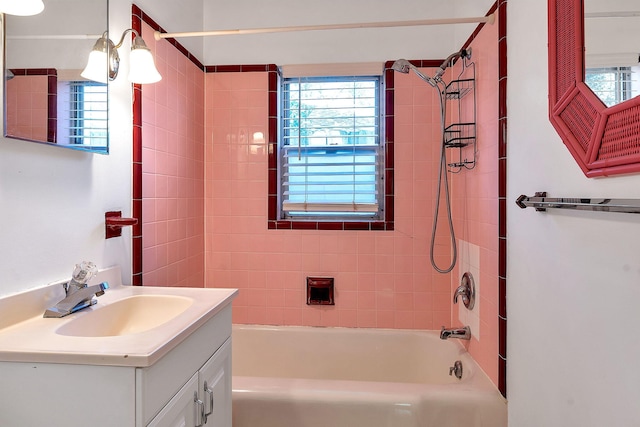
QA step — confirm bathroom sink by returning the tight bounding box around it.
[56,294,193,337]
[0,266,237,367]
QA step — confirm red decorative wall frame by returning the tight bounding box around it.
[548,0,640,177]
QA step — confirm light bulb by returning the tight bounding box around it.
[0,0,44,16]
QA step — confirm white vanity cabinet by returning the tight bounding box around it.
[0,304,234,427]
[147,339,232,427]
[136,305,232,427]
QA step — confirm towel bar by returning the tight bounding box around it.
[516,192,640,214]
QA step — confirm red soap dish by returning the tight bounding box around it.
[105,211,138,239]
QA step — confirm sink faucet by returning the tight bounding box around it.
[440,326,471,340]
[43,261,109,318]
[44,282,109,318]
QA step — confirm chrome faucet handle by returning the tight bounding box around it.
[453,272,475,310]
[453,287,469,304]
[65,261,98,295]
[449,360,463,379]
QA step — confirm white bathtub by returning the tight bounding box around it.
[231,325,507,427]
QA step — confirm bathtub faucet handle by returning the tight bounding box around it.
[449,360,463,379]
[453,272,475,310]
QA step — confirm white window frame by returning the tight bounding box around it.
[278,73,384,222]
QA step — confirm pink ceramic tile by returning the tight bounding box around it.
[394,293,414,311]
[413,311,433,330]
[394,311,414,329]
[282,308,303,325]
[357,292,376,310]
[126,15,501,388]
[376,310,395,328]
[140,24,205,287]
[339,310,358,327]
[356,310,377,328]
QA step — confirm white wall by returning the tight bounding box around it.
[133,0,204,60]
[0,0,134,296]
[5,0,104,70]
[508,2,640,426]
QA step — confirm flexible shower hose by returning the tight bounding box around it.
[429,81,457,274]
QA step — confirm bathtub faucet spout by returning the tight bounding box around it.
[440,326,471,340]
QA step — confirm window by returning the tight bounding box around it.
[279,75,383,221]
[57,80,108,147]
[585,66,639,107]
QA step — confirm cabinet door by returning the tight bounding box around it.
[148,372,202,427]
[199,338,232,427]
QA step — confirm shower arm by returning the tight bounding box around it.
[433,48,472,82]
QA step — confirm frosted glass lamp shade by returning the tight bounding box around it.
[128,36,161,84]
[81,50,109,84]
[81,35,118,83]
[0,0,44,16]
[81,31,160,84]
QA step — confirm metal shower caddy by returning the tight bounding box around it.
[444,57,476,172]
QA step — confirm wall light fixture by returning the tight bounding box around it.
[0,0,44,16]
[81,29,161,84]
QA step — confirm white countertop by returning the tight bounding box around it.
[0,267,237,367]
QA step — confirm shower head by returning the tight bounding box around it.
[390,59,412,74]
[391,59,438,87]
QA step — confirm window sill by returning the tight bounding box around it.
[267,220,393,231]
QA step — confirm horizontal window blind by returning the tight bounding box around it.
[281,76,382,218]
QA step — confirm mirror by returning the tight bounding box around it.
[584,0,640,107]
[548,0,640,178]
[4,0,109,153]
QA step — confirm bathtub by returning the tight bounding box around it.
[231,325,507,427]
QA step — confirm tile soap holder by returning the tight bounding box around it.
[306,277,334,305]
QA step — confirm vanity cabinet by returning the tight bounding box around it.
[148,338,232,427]
[0,304,233,427]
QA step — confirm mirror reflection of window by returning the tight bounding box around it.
[585,65,640,107]
[57,80,107,149]
[584,0,640,107]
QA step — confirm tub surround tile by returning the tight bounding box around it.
[136,14,205,288]
[449,2,502,389]
[133,0,504,393]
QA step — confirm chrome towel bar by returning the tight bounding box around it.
[516,192,640,214]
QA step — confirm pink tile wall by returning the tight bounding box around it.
[450,13,500,385]
[140,21,206,287]
[137,1,499,388]
[5,75,48,142]
[204,70,455,328]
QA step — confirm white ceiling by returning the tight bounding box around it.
[136,0,496,66]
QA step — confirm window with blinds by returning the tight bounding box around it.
[280,75,383,220]
[585,66,639,107]
[58,81,108,148]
